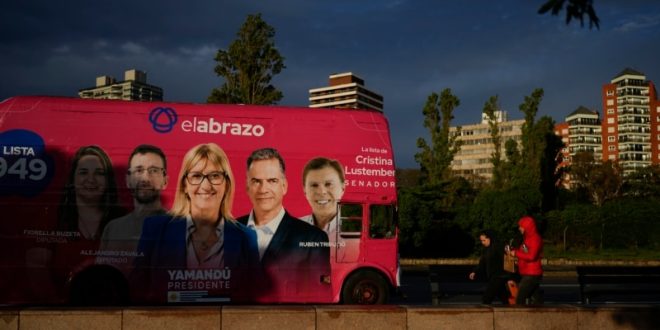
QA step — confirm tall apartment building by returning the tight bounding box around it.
[554,107,601,188]
[601,68,659,175]
[308,72,384,112]
[79,69,163,101]
[450,111,524,180]
[566,106,602,160]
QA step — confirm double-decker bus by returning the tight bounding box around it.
[0,96,399,305]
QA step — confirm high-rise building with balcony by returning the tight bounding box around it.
[601,68,658,175]
[554,107,601,188]
[79,69,163,101]
[450,111,524,180]
[566,106,602,160]
[308,72,383,112]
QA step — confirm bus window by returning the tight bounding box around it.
[339,203,362,238]
[369,205,395,239]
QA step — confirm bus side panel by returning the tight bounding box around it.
[0,96,398,304]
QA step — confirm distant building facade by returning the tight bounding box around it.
[308,72,383,112]
[79,69,163,101]
[554,107,601,188]
[450,111,524,180]
[555,68,660,179]
[602,68,659,175]
[566,106,602,160]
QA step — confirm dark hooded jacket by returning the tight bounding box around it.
[513,216,543,276]
[474,229,506,280]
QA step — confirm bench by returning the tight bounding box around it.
[428,265,485,305]
[576,266,660,304]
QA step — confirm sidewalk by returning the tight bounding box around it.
[401,258,660,277]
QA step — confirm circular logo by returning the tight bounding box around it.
[149,107,178,133]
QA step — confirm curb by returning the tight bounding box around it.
[400,258,660,267]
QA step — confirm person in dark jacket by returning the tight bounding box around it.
[468,229,511,304]
[507,216,543,305]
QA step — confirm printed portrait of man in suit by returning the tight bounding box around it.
[238,147,331,302]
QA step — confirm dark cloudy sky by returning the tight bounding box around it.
[2,1,659,168]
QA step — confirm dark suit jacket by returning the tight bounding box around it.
[130,215,258,303]
[237,211,331,302]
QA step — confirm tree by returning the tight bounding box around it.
[519,88,544,170]
[398,182,475,257]
[514,88,548,191]
[599,198,660,250]
[536,116,564,211]
[397,186,441,254]
[569,152,623,206]
[458,91,560,248]
[555,203,601,250]
[538,0,599,29]
[395,168,422,190]
[415,88,462,185]
[208,14,285,105]
[622,165,660,198]
[482,95,503,187]
[462,187,540,242]
[501,138,521,187]
[401,88,476,257]
[488,89,561,211]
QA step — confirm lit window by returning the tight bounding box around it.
[609,154,616,160]
[608,127,615,133]
[607,100,614,106]
[607,117,615,124]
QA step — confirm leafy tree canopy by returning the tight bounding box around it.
[539,0,599,29]
[415,88,462,185]
[482,95,504,187]
[208,13,285,105]
[568,152,623,206]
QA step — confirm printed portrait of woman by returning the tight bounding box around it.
[57,145,124,240]
[26,145,125,303]
[131,143,257,303]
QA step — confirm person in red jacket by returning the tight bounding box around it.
[507,215,543,305]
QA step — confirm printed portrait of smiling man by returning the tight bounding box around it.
[97,144,168,275]
[238,147,331,302]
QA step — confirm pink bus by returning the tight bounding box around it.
[0,96,399,305]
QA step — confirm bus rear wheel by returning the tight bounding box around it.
[342,270,389,304]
